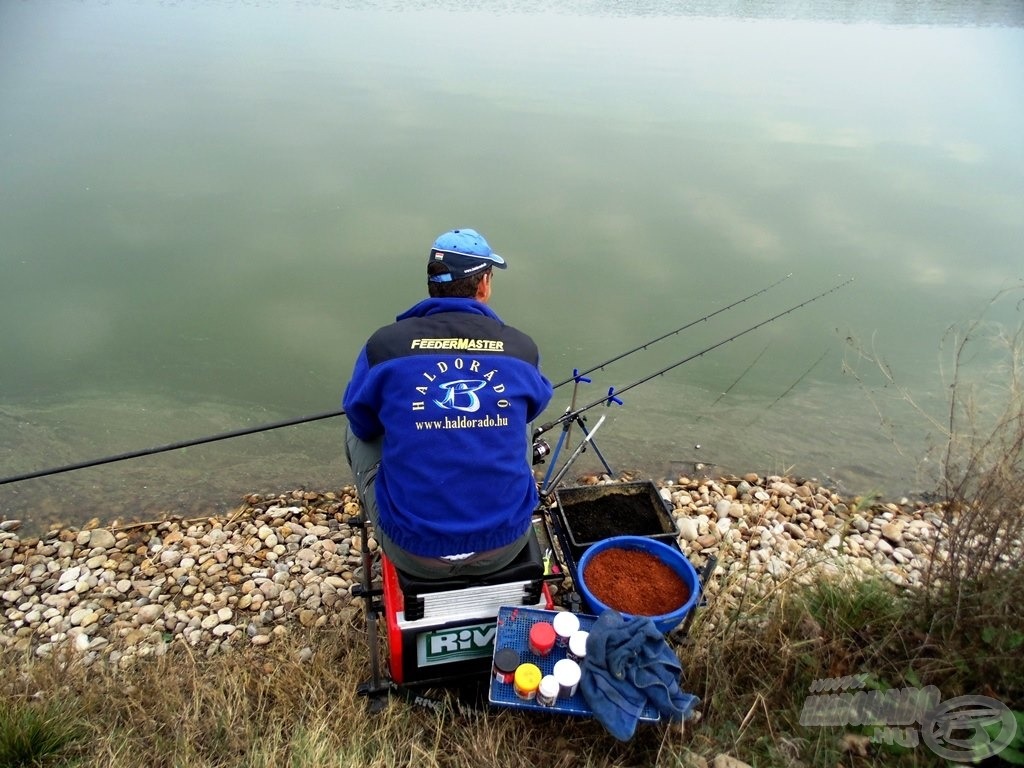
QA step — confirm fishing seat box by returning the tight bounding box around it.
[382,529,552,685]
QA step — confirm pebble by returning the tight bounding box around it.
[714,500,732,520]
[90,529,117,549]
[0,479,965,666]
[713,756,753,768]
[659,474,962,605]
[677,518,699,542]
[783,523,805,540]
[137,604,164,624]
[0,489,364,664]
[880,522,904,543]
[696,534,718,549]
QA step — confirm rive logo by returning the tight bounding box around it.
[418,622,496,666]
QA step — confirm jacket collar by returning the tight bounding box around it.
[396,297,503,323]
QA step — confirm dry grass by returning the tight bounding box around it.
[1,608,703,768]
[6,520,1022,768]
[0,572,969,768]
[914,291,1024,708]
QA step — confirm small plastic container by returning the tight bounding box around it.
[514,663,542,700]
[552,611,580,648]
[567,630,588,663]
[528,621,556,657]
[536,675,559,707]
[492,648,520,685]
[553,658,581,699]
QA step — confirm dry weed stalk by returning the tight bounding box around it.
[926,291,1024,598]
[842,288,1024,597]
[842,288,1024,711]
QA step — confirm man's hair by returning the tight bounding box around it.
[427,261,489,299]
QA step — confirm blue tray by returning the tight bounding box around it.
[488,606,660,721]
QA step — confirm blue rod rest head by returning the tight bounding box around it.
[572,368,591,384]
[605,387,624,407]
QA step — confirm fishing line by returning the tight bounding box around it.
[695,341,772,421]
[737,345,833,433]
[551,272,792,389]
[535,277,854,436]
[761,345,833,415]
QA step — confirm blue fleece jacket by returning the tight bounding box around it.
[343,298,554,558]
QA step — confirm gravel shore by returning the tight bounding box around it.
[0,475,947,667]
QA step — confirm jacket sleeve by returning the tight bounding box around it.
[342,347,384,441]
[526,357,555,423]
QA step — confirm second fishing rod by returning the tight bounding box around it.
[534,277,854,441]
[549,272,793,389]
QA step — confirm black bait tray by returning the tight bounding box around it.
[488,606,660,721]
[554,481,677,557]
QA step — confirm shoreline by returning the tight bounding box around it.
[0,473,947,666]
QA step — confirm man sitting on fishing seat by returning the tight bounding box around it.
[343,228,554,581]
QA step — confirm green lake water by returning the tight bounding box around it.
[1,0,1022,531]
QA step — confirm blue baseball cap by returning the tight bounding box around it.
[427,228,507,283]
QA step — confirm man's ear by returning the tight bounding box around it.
[476,271,492,302]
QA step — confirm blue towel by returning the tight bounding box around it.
[580,610,700,741]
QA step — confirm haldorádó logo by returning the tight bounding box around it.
[800,677,1017,762]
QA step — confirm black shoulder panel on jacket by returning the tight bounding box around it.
[365,312,539,368]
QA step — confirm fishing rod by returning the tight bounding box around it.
[0,408,345,486]
[550,272,793,389]
[537,276,790,484]
[534,277,854,438]
[1,277,844,488]
[0,278,795,487]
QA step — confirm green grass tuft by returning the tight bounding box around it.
[0,697,87,768]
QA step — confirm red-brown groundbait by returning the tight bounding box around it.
[583,547,689,616]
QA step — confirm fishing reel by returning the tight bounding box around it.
[532,437,551,465]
